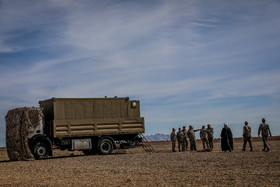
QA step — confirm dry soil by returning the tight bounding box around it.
[0,137,280,186]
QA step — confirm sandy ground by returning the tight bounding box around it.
[0,137,280,186]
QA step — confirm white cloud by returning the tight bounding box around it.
[0,0,280,144]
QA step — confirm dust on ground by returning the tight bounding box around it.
[0,137,279,186]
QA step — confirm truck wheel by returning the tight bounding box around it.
[98,138,113,155]
[33,142,49,159]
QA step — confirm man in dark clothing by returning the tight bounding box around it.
[220,123,233,152]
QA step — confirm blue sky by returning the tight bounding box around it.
[0,0,280,147]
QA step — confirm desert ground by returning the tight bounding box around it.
[0,137,280,186]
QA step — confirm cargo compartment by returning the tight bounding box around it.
[39,97,145,138]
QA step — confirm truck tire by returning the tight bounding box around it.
[98,138,113,155]
[33,142,49,159]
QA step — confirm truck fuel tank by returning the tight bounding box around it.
[71,139,92,151]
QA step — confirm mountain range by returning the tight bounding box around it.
[144,133,170,141]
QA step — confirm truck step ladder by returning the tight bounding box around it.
[138,133,155,153]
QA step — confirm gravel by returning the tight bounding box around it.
[0,138,279,186]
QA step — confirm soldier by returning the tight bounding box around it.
[200,125,209,151]
[206,124,214,150]
[182,126,188,151]
[187,126,199,151]
[176,128,183,152]
[242,121,253,152]
[170,128,176,152]
[258,118,272,152]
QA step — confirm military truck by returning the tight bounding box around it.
[28,97,145,159]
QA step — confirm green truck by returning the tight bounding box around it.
[28,97,145,159]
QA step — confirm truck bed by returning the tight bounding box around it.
[39,97,145,138]
[53,117,144,137]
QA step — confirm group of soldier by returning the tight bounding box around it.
[170,124,214,152]
[170,118,272,152]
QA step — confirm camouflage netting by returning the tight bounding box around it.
[5,107,44,161]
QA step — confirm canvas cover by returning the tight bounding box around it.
[39,97,140,120]
[39,98,144,138]
[5,107,43,161]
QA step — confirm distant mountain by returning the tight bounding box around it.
[144,134,280,142]
[145,133,170,141]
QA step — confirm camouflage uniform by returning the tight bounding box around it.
[170,131,176,152]
[243,124,252,151]
[206,127,214,150]
[187,129,197,151]
[176,131,183,151]
[200,128,209,151]
[182,129,188,151]
[258,122,272,151]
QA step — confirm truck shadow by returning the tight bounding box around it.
[0,154,87,163]
[47,154,86,160]
[47,151,128,160]
[0,151,131,163]
[0,160,10,163]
